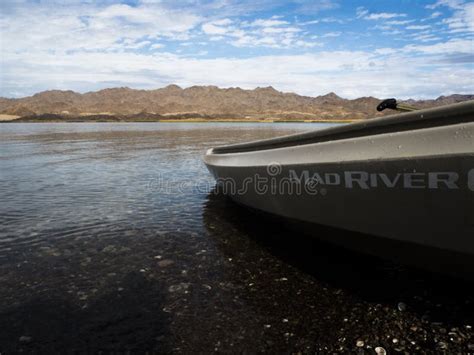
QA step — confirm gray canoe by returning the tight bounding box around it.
[204,101,474,275]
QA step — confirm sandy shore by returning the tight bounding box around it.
[0,114,20,121]
[157,118,359,123]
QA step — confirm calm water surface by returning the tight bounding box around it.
[0,122,320,254]
[0,123,472,352]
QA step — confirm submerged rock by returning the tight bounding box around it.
[437,341,448,350]
[168,283,190,292]
[19,336,32,343]
[397,302,407,312]
[158,259,174,267]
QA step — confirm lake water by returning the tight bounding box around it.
[0,122,322,255]
[0,123,472,352]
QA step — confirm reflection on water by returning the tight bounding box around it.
[0,122,472,352]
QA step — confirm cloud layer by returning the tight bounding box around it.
[1,0,473,99]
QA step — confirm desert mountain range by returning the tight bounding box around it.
[0,85,472,121]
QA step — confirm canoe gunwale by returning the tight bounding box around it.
[204,122,474,168]
[210,100,474,155]
[205,152,474,169]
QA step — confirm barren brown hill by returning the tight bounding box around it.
[0,85,472,121]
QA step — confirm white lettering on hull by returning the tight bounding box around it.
[289,170,466,190]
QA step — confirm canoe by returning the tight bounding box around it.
[203,101,474,276]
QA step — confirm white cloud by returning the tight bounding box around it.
[125,40,152,49]
[375,48,398,55]
[301,20,320,25]
[300,17,345,25]
[441,2,474,33]
[402,38,472,54]
[365,12,407,20]
[0,2,201,53]
[356,7,369,18]
[426,0,465,10]
[249,19,290,27]
[294,40,321,48]
[202,22,230,35]
[322,31,342,37]
[261,26,301,34]
[291,0,339,13]
[201,19,233,35]
[430,11,443,18]
[413,34,441,42]
[212,18,233,26]
[201,17,316,49]
[357,7,407,20]
[386,20,415,25]
[320,17,346,24]
[406,25,431,30]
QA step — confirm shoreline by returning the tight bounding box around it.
[1,118,360,124]
[158,118,359,123]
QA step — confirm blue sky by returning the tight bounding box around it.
[0,0,473,98]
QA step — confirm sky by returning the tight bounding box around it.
[0,0,473,99]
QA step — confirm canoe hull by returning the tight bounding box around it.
[206,155,473,254]
[204,120,474,273]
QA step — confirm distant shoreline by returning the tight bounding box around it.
[158,118,358,123]
[1,117,359,124]
[0,112,360,124]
